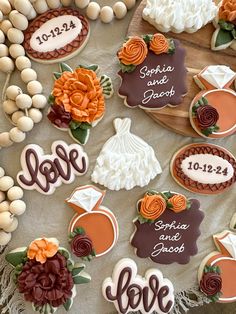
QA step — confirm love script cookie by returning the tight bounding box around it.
[117,33,187,110]
[198,212,236,303]
[130,190,204,264]
[24,8,90,64]
[102,258,175,314]
[67,185,119,259]
[17,140,88,195]
[170,143,236,195]
[189,65,236,138]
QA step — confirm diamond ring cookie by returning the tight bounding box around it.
[117,33,187,110]
[5,237,91,313]
[189,65,236,138]
[142,0,217,34]
[130,190,204,264]
[67,185,119,259]
[17,140,89,195]
[91,118,162,190]
[0,167,26,246]
[170,143,236,195]
[47,63,113,145]
[102,258,175,314]
[24,8,90,64]
[198,214,236,303]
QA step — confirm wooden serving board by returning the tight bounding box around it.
[127,0,236,138]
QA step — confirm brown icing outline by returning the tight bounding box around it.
[24,8,89,61]
[172,143,236,194]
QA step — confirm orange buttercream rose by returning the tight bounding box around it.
[169,194,187,213]
[219,0,236,23]
[52,68,105,124]
[140,194,166,220]
[118,37,148,65]
[150,33,169,55]
[27,238,59,264]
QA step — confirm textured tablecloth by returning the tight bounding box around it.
[0,3,235,314]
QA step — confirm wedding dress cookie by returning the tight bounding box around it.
[91,118,162,190]
[143,0,217,33]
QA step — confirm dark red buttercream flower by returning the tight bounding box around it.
[200,271,222,297]
[71,234,93,258]
[47,104,72,128]
[196,105,219,129]
[17,253,74,308]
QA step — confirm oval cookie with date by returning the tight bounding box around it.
[24,8,90,64]
[170,143,236,195]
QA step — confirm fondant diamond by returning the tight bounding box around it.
[201,65,236,89]
[68,187,103,212]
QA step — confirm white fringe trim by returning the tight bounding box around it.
[0,247,26,314]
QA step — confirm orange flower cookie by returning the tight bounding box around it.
[27,238,59,264]
[48,63,113,145]
[131,190,204,264]
[149,33,169,55]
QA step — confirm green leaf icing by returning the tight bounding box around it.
[63,298,73,311]
[77,64,99,72]
[120,62,136,73]
[48,94,55,105]
[5,249,27,267]
[100,75,113,98]
[215,28,234,47]
[201,125,220,137]
[53,72,62,80]
[142,34,153,44]
[168,39,175,54]
[70,127,89,145]
[80,122,92,130]
[218,19,235,31]
[59,63,73,73]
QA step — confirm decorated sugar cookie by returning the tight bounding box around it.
[24,8,90,64]
[170,143,236,195]
[131,190,204,264]
[67,185,119,259]
[117,33,187,110]
[47,63,113,145]
[17,140,88,195]
[91,118,162,190]
[0,167,26,246]
[102,258,175,314]
[190,65,236,138]
[5,237,91,313]
[142,0,217,34]
[211,0,236,51]
[198,214,236,303]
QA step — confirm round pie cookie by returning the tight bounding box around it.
[24,8,90,64]
[170,143,236,195]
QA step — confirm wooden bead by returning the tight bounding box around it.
[21,68,37,83]
[0,20,12,34]
[0,167,5,178]
[14,0,32,15]
[0,0,11,15]
[15,56,31,71]
[11,110,25,124]
[9,127,26,143]
[9,11,29,31]
[9,43,25,59]
[0,11,3,22]
[17,116,34,132]
[123,0,136,9]
[27,7,37,20]
[113,2,127,19]
[0,230,11,246]
[9,199,26,215]
[28,108,43,123]
[0,201,9,212]
[0,44,8,57]
[75,0,89,9]
[100,6,114,23]
[61,0,73,6]
[3,99,18,115]
[32,94,47,108]
[0,176,14,191]
[86,2,100,20]
[0,211,13,228]
[7,186,23,200]
[0,192,5,203]
[0,30,5,43]
[3,217,18,232]
[0,132,13,147]
[0,56,14,72]
[46,0,61,9]
[27,80,43,95]
[7,27,24,44]
[33,0,49,14]
[6,85,22,100]
[16,93,32,109]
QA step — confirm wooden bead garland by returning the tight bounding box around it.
[0,166,26,246]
